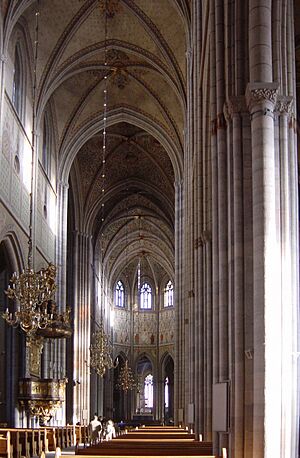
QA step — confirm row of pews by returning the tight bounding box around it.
[0,425,88,457]
[73,426,225,458]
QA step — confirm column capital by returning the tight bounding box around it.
[224,96,248,121]
[275,96,294,116]
[246,82,279,112]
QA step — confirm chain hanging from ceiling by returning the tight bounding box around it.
[89,0,120,378]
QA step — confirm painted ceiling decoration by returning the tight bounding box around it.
[1,0,189,284]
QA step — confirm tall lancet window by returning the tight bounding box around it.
[164,376,169,408]
[115,280,125,308]
[144,374,153,408]
[12,45,23,117]
[140,282,152,310]
[164,280,173,307]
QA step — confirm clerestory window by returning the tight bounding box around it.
[140,282,152,309]
[12,45,23,118]
[42,113,52,176]
[164,280,174,307]
[115,280,125,308]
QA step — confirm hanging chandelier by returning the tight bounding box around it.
[2,5,70,339]
[3,265,57,335]
[116,360,136,392]
[90,320,116,377]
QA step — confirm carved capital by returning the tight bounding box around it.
[246,82,279,112]
[275,96,294,116]
[224,96,248,121]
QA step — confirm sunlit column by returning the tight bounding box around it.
[246,82,280,458]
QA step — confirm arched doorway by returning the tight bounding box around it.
[135,355,154,422]
[162,354,174,424]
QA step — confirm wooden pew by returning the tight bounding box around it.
[0,431,12,458]
[76,425,89,447]
[76,441,214,456]
[69,456,221,458]
[45,427,57,452]
[119,434,195,440]
[0,427,49,457]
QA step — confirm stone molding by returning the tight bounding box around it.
[246,82,279,112]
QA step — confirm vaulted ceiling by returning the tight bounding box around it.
[17,0,189,286]
[6,0,300,287]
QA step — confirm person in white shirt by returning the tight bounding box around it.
[105,419,116,441]
[89,414,102,445]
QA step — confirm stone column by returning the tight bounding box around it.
[54,180,69,424]
[224,97,249,457]
[73,230,92,425]
[246,82,280,458]
[275,96,298,457]
[174,179,184,424]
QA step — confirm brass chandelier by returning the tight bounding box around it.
[116,360,136,392]
[3,264,57,336]
[90,320,116,377]
[2,5,68,338]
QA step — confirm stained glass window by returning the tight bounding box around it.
[115,280,125,307]
[140,282,152,309]
[164,280,173,307]
[144,374,153,408]
[12,45,23,117]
